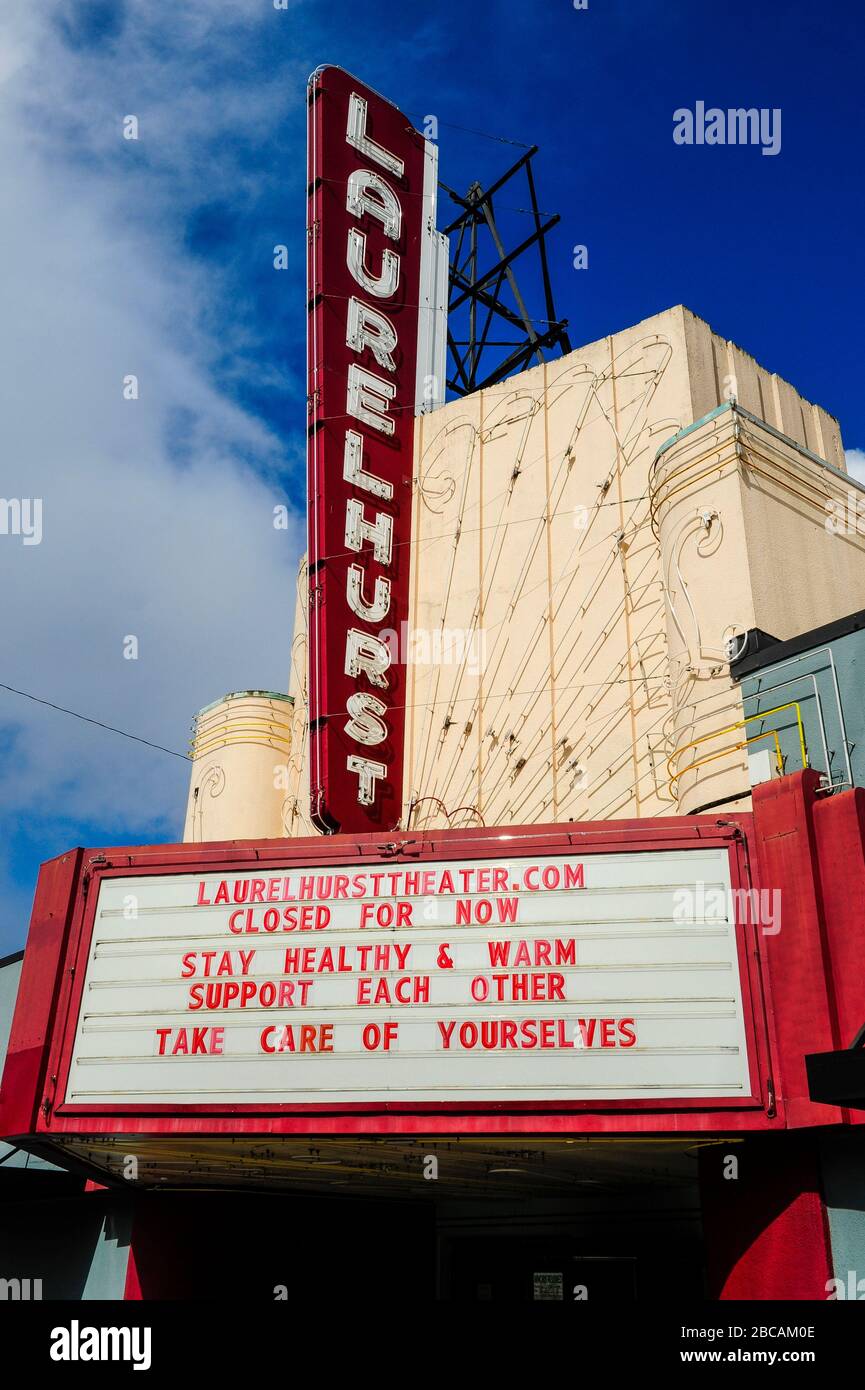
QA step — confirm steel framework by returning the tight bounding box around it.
[440,145,571,397]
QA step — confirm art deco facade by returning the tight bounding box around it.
[185,305,865,841]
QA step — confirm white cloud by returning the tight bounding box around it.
[845,449,865,485]
[0,2,307,946]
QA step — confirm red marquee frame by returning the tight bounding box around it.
[3,775,863,1144]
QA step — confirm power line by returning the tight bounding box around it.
[317,177,551,216]
[306,495,650,568]
[404,112,532,149]
[0,682,191,761]
[316,670,673,724]
[315,291,564,324]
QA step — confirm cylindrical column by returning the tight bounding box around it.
[182,691,294,843]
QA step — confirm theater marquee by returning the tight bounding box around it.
[57,843,752,1108]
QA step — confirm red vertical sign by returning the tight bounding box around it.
[307,67,427,833]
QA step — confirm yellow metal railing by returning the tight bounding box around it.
[668,701,808,795]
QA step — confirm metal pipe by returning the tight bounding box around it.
[667,701,808,793]
[742,671,831,789]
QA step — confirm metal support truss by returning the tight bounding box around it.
[440,145,571,397]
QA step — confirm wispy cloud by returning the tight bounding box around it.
[846,449,865,485]
[0,1,308,948]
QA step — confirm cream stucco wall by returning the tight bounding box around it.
[191,305,865,838]
[652,401,865,811]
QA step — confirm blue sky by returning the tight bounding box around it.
[0,0,863,953]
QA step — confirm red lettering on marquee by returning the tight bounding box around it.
[436,1017,638,1050]
[156,1027,225,1056]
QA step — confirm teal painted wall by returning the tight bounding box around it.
[0,957,22,1059]
[1,957,131,1299]
[820,1133,865,1297]
[741,626,865,791]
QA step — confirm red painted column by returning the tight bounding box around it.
[699,1138,832,1300]
[811,787,865,1060]
[0,849,83,1139]
[697,770,858,1298]
[751,770,842,1128]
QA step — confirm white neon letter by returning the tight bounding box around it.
[346,753,387,805]
[347,563,391,622]
[346,170,401,240]
[347,364,395,436]
[343,429,393,500]
[347,230,400,299]
[345,498,393,564]
[346,94,404,177]
[346,297,398,371]
[345,628,392,688]
[345,692,388,746]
